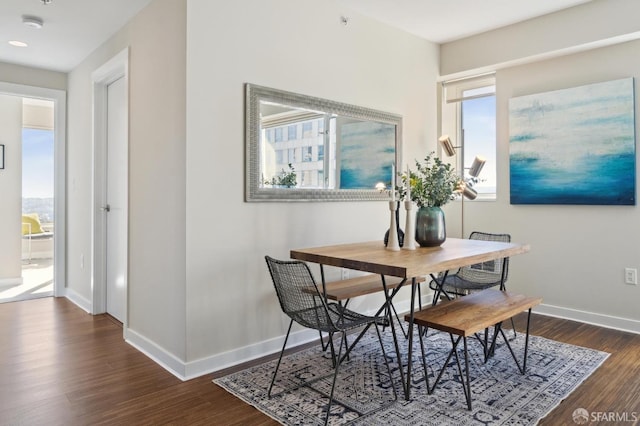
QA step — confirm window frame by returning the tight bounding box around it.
[441,73,497,201]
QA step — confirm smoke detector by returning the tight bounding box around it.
[23,15,44,29]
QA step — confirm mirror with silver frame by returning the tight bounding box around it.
[245,83,402,202]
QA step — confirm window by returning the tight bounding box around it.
[302,122,313,138]
[302,146,312,162]
[274,127,283,142]
[461,95,496,195]
[441,73,496,199]
[287,125,297,140]
[260,114,335,189]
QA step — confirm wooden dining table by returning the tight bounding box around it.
[291,237,530,400]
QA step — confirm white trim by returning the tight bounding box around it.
[125,328,188,380]
[184,328,320,381]
[0,81,66,298]
[124,290,639,381]
[91,48,129,332]
[125,325,321,381]
[64,288,92,314]
[535,303,640,335]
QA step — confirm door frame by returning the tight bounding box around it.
[0,81,66,297]
[91,48,129,330]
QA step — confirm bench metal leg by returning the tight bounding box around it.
[419,333,473,410]
[417,325,431,393]
[485,308,534,374]
[463,337,472,410]
[498,308,533,374]
[417,309,534,410]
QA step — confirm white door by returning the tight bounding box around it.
[105,76,127,322]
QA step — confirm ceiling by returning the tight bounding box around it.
[341,0,593,43]
[0,0,592,73]
[0,0,152,72]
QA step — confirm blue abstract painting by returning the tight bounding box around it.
[339,120,396,189]
[509,78,636,205]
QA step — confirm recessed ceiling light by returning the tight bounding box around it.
[23,15,44,29]
[8,40,29,47]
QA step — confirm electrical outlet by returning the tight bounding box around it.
[624,268,637,285]
[341,268,349,280]
[80,254,84,270]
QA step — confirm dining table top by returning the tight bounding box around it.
[290,238,530,279]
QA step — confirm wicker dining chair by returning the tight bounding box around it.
[265,256,396,425]
[428,231,516,338]
[430,231,511,297]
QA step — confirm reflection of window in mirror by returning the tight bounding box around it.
[249,84,401,200]
[441,74,496,200]
[302,146,312,162]
[260,103,337,189]
[287,125,297,140]
[302,122,313,138]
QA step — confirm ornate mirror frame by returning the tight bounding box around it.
[245,83,402,202]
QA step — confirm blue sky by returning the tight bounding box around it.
[462,95,497,191]
[22,128,54,198]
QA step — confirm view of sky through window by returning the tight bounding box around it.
[22,128,54,222]
[462,95,496,194]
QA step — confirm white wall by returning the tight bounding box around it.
[66,0,187,361]
[440,0,640,331]
[0,95,23,284]
[185,0,438,368]
[0,62,66,91]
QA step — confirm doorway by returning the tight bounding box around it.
[0,83,66,303]
[19,99,55,301]
[92,49,129,327]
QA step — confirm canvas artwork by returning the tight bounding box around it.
[339,120,396,189]
[509,78,636,205]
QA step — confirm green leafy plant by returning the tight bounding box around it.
[404,152,460,207]
[264,163,297,188]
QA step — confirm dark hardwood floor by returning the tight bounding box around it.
[0,297,638,425]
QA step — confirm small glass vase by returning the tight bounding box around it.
[415,206,446,247]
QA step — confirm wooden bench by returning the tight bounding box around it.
[315,274,424,301]
[405,289,542,410]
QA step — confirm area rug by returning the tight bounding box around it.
[214,325,609,425]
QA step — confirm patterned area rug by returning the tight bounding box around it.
[214,325,609,425]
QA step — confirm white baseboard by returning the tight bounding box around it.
[125,328,188,380]
[397,290,640,335]
[62,289,639,382]
[0,277,23,288]
[64,288,92,313]
[535,303,640,334]
[162,299,418,381]
[125,325,321,381]
[184,327,319,381]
